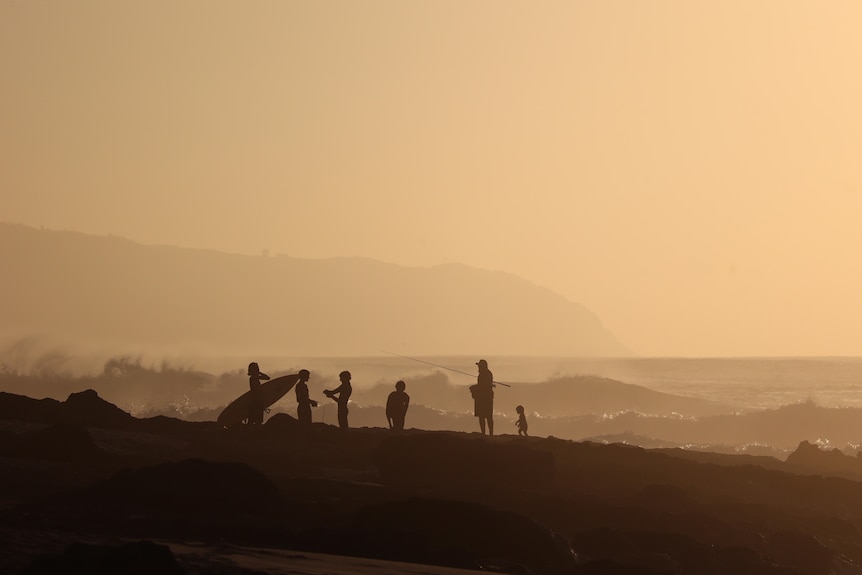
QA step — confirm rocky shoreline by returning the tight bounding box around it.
[2,389,862,574]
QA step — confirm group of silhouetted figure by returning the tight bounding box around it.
[244,358,528,436]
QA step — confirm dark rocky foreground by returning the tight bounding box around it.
[2,390,862,574]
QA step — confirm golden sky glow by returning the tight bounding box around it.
[2,1,861,356]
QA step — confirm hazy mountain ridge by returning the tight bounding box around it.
[0,223,630,357]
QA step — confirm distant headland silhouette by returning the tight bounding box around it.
[0,223,632,357]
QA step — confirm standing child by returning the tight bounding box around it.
[515,405,528,436]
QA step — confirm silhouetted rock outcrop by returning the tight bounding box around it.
[23,540,182,575]
[765,530,835,575]
[0,392,63,424]
[62,389,135,428]
[374,433,555,487]
[572,528,807,575]
[135,414,213,435]
[300,497,576,573]
[98,458,279,515]
[1,423,101,461]
[3,389,862,575]
[784,440,862,478]
[0,390,134,429]
[263,412,300,432]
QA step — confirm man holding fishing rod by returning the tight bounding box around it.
[471,359,495,436]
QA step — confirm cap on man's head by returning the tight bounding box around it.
[475,359,488,367]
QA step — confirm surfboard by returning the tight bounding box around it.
[217,373,302,427]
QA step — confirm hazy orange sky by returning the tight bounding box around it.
[2,2,861,357]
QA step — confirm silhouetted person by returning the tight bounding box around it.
[515,405,528,436]
[294,369,317,426]
[247,362,270,427]
[324,370,352,429]
[470,359,495,435]
[386,380,410,431]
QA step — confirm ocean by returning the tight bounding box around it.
[521,356,862,411]
[5,351,862,415]
[240,355,862,412]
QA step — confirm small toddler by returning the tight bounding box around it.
[515,405,528,436]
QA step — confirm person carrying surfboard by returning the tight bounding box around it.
[294,369,317,426]
[324,371,353,430]
[218,370,308,428]
[247,362,270,427]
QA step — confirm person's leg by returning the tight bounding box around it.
[488,417,494,436]
[479,417,486,435]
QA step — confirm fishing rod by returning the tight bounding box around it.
[382,351,512,387]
